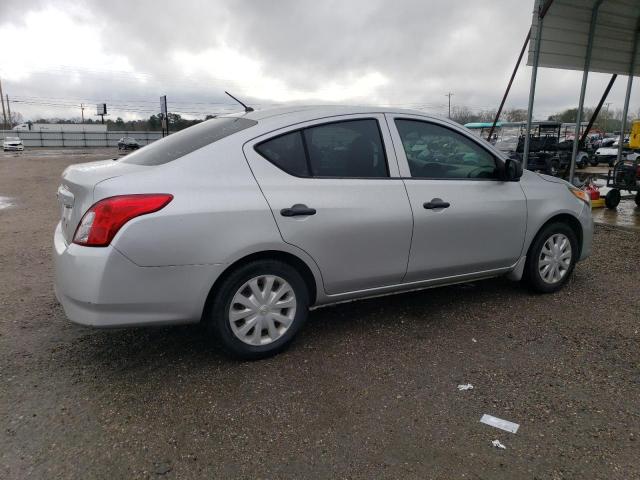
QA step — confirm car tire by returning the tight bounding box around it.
[605,189,621,209]
[206,260,310,360]
[589,158,599,166]
[577,155,588,169]
[635,191,640,207]
[524,222,578,294]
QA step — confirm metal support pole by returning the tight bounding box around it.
[488,28,532,141]
[616,27,639,164]
[580,74,616,145]
[0,78,7,130]
[6,94,12,128]
[523,11,545,168]
[569,0,602,184]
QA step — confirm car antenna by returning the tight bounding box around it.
[225,91,254,112]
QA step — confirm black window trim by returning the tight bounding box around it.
[393,117,507,182]
[254,117,392,180]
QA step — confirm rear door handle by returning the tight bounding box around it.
[280,204,317,217]
[423,199,450,209]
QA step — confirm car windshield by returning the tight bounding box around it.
[121,117,257,166]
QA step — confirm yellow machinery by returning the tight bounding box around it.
[630,120,640,149]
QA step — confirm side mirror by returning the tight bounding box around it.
[504,158,523,181]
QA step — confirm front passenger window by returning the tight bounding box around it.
[395,119,498,179]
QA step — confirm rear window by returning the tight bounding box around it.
[255,131,309,176]
[121,117,257,166]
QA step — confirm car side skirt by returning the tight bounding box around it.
[312,263,516,308]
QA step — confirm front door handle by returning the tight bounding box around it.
[280,204,317,217]
[423,199,450,209]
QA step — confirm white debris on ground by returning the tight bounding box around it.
[0,196,15,210]
[491,440,506,449]
[472,338,477,343]
[480,414,520,434]
[457,383,474,391]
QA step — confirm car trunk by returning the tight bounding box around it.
[57,159,149,243]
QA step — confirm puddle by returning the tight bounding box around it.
[592,198,640,230]
[0,196,15,210]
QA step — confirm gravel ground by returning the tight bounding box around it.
[1,150,639,479]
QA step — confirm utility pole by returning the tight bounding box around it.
[6,95,12,128]
[604,102,612,133]
[445,92,454,118]
[0,78,7,130]
[80,103,85,123]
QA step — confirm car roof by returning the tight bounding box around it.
[221,105,458,128]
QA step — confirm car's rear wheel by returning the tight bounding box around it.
[207,260,309,359]
[524,223,578,293]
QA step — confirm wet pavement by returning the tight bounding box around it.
[592,198,640,231]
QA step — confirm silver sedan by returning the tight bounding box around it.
[54,106,593,359]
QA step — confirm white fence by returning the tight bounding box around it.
[0,130,163,148]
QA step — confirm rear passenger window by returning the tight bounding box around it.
[303,120,388,177]
[255,131,309,177]
[254,119,388,178]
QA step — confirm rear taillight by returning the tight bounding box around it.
[73,194,173,247]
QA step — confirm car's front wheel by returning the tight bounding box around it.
[524,223,578,293]
[207,260,310,359]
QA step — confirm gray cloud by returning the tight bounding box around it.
[1,0,639,121]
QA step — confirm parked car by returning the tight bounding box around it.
[54,106,593,359]
[593,146,619,167]
[117,137,140,151]
[3,136,24,152]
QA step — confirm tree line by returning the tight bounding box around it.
[12,105,640,134]
[17,113,215,132]
[450,105,640,133]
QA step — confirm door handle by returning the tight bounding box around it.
[423,199,450,209]
[280,204,317,217]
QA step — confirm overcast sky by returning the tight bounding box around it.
[0,0,638,122]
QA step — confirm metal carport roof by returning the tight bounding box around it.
[522,0,640,181]
[528,0,640,76]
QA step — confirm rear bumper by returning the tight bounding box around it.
[53,222,224,327]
